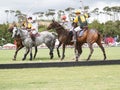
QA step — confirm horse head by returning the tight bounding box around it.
[47,20,60,30]
[12,27,29,40]
[8,23,17,33]
[12,27,20,38]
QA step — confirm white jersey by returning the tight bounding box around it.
[60,21,73,30]
[31,22,38,34]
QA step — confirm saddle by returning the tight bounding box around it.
[32,33,40,37]
[77,26,88,37]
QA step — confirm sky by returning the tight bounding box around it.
[0,0,120,23]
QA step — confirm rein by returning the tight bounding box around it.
[54,23,66,31]
[54,25,64,30]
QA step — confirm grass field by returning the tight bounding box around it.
[0,47,120,90]
[0,46,120,63]
[0,65,120,90]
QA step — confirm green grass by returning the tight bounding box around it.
[0,47,120,63]
[0,65,120,90]
[0,47,120,90]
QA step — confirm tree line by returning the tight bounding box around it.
[0,20,119,46]
[4,6,120,23]
[0,5,119,45]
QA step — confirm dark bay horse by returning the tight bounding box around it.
[8,24,37,60]
[47,20,74,60]
[47,20,106,61]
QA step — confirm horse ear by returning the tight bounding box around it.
[13,22,17,27]
[8,24,13,33]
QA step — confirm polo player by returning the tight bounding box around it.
[60,15,73,30]
[23,17,38,42]
[72,9,90,41]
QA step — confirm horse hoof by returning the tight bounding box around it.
[61,57,64,60]
[87,58,90,61]
[60,58,64,61]
[76,58,78,62]
[29,59,32,61]
[76,60,78,62]
[22,58,25,61]
[76,57,78,62]
[103,57,106,61]
[12,58,16,61]
[50,56,53,59]
[103,59,106,61]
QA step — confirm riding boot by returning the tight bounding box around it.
[71,30,77,42]
[68,31,73,43]
[31,34,35,42]
[30,33,35,45]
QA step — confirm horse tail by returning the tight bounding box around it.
[97,32,102,42]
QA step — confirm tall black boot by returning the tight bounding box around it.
[30,34,36,46]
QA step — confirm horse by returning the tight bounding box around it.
[47,20,74,60]
[8,24,38,60]
[47,20,106,61]
[12,27,56,60]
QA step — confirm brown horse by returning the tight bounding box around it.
[47,20,74,60]
[8,24,37,60]
[47,20,106,61]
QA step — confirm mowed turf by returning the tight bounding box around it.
[0,47,120,90]
[0,65,120,90]
[0,47,120,63]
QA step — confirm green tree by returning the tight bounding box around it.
[84,6,89,13]
[103,21,120,37]
[0,24,13,45]
[5,10,9,23]
[65,7,75,21]
[89,20,104,34]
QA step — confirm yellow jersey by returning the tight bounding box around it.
[74,13,89,23]
[23,22,32,29]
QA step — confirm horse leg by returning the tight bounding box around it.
[33,46,38,59]
[48,46,54,59]
[74,42,82,62]
[61,44,65,60]
[87,43,94,61]
[49,47,54,59]
[46,43,54,59]
[57,42,62,58]
[74,40,78,61]
[22,48,30,60]
[96,41,107,60]
[76,44,82,61]
[49,40,55,59]
[13,45,24,60]
[29,48,33,60]
[73,39,78,61]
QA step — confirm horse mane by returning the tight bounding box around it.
[54,21,66,31]
[8,23,18,33]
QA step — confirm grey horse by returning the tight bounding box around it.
[12,27,56,60]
